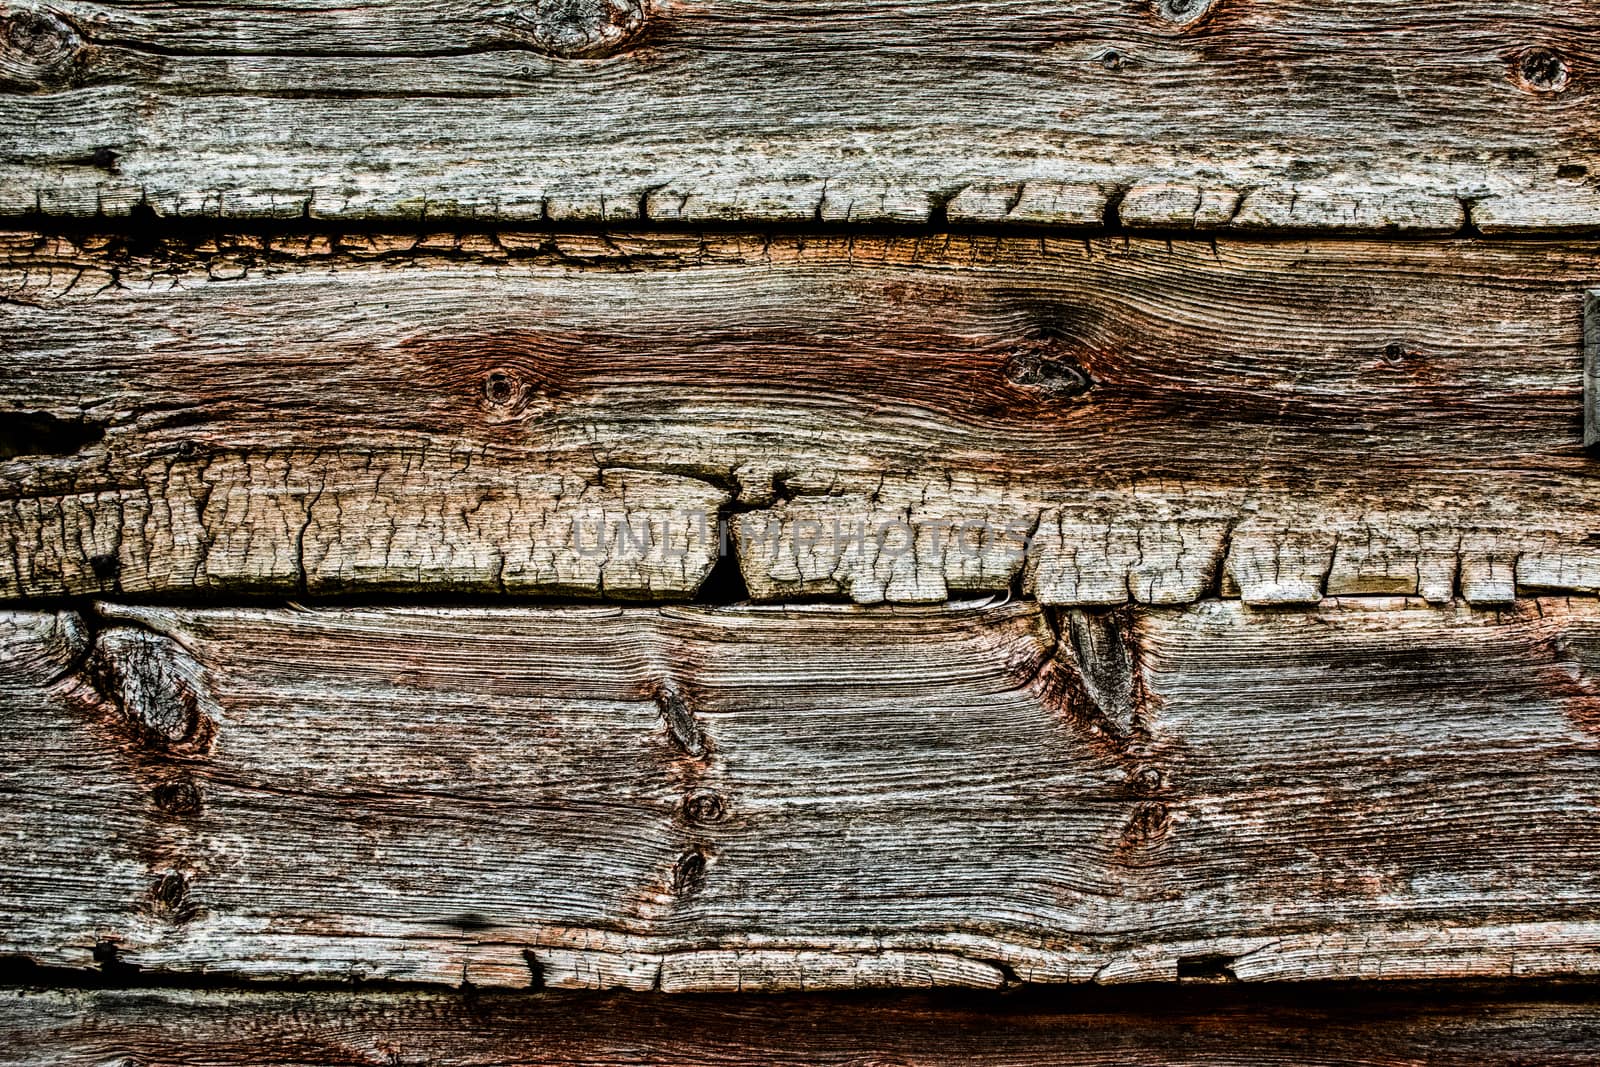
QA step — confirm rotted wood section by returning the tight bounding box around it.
[0,0,1596,230]
[3,596,1599,991]
[5,987,1600,1066]
[4,232,1600,606]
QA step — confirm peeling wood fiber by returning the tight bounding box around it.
[3,231,1600,605]
[4,597,1600,990]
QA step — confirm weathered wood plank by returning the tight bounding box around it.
[5,987,1600,1066]
[0,0,1596,229]
[4,596,1600,989]
[3,232,1598,605]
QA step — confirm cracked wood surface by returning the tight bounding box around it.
[6,988,1600,1066]
[0,1,1598,230]
[4,231,1600,605]
[3,596,1600,989]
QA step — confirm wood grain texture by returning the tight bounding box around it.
[4,231,1600,605]
[0,0,1597,229]
[6,987,1600,1066]
[4,596,1600,989]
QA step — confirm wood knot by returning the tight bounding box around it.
[1150,0,1215,28]
[151,778,203,816]
[498,0,648,58]
[656,682,709,759]
[1378,340,1423,371]
[671,847,709,895]
[1003,338,1093,400]
[682,789,726,825]
[479,367,543,421]
[89,627,215,750]
[1122,801,1171,846]
[0,6,84,90]
[1511,47,1570,93]
[1127,765,1166,796]
[146,870,197,923]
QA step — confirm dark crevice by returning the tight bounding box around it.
[984,959,1024,987]
[90,942,141,978]
[0,954,466,993]
[926,187,962,228]
[693,544,749,605]
[6,208,1588,245]
[521,950,545,990]
[2,952,1599,1008]
[1177,954,1238,981]
[0,412,106,460]
[1101,184,1129,229]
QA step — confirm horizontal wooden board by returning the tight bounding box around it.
[4,232,1600,605]
[6,987,1600,1066]
[4,596,1600,989]
[1,0,1598,230]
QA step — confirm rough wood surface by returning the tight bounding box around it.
[5,987,1600,1066]
[4,595,1600,990]
[0,0,1597,230]
[3,231,1598,605]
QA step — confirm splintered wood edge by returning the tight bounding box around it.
[5,179,1484,235]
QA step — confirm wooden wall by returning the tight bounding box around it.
[4,0,1600,1060]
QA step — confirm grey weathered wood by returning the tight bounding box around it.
[5,987,1600,1066]
[3,231,1599,605]
[0,1,1596,230]
[4,596,1600,989]
[1585,291,1600,450]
